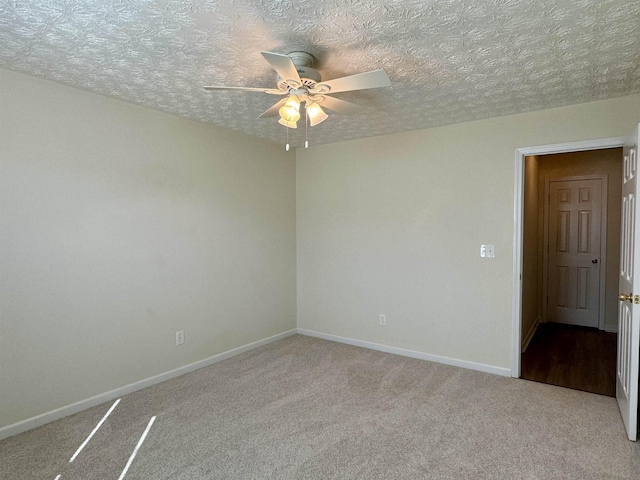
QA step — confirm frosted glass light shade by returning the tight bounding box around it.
[278,96,301,126]
[306,102,328,126]
[278,118,298,128]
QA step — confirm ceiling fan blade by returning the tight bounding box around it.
[261,52,302,87]
[259,99,287,118]
[317,96,364,115]
[312,69,391,94]
[204,86,285,95]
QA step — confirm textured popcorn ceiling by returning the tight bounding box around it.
[1,0,639,147]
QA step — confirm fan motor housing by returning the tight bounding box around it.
[277,66,321,90]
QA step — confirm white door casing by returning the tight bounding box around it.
[617,123,640,442]
[544,177,606,328]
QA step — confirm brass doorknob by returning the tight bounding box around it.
[619,293,633,302]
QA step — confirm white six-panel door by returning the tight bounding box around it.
[617,123,640,441]
[546,177,603,328]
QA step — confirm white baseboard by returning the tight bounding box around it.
[297,328,511,377]
[0,329,296,441]
[604,324,619,333]
[521,317,541,353]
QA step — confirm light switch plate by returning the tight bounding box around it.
[480,244,495,258]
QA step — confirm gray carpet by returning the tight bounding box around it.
[1,335,639,479]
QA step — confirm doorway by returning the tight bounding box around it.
[519,148,622,395]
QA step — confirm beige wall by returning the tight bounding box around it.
[296,94,640,370]
[535,149,622,332]
[0,69,297,428]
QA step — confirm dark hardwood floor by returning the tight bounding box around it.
[521,322,617,397]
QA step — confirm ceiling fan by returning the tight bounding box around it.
[204,51,391,129]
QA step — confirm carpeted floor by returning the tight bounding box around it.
[1,335,639,479]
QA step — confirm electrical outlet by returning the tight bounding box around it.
[175,330,184,345]
[379,313,386,326]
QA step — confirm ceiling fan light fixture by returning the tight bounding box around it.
[204,51,392,143]
[306,101,328,126]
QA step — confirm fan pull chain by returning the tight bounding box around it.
[305,107,309,149]
[285,125,290,151]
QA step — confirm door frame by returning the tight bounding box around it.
[512,137,626,377]
[542,175,608,329]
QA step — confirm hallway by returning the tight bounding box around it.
[521,322,617,397]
